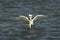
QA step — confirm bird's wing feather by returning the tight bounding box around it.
[33,15,46,21]
[16,16,29,21]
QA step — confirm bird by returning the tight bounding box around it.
[16,14,47,29]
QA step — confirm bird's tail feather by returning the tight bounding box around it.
[29,24,31,28]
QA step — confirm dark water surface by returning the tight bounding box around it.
[0,0,60,40]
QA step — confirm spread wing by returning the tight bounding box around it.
[33,15,47,21]
[16,15,29,21]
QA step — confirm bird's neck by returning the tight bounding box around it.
[29,17,32,20]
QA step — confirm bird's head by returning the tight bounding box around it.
[29,14,32,19]
[29,14,32,17]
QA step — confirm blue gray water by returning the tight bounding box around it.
[0,0,60,40]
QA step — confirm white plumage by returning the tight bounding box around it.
[16,14,47,28]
